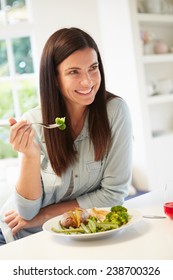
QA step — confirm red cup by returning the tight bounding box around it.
[164,202,173,219]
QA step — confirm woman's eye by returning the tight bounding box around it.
[89,65,98,71]
[69,70,78,75]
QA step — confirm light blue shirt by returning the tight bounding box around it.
[0,97,133,243]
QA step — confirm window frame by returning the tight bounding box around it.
[0,0,39,125]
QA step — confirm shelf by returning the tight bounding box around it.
[142,54,173,63]
[152,130,173,139]
[138,13,173,24]
[147,94,173,105]
[133,1,173,187]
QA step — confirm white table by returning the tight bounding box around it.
[0,188,173,260]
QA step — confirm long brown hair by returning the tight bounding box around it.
[39,27,115,176]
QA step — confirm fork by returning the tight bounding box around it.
[31,123,61,129]
[0,122,61,129]
[142,215,166,219]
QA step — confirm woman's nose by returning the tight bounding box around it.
[80,73,92,86]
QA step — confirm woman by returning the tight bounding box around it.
[0,27,133,244]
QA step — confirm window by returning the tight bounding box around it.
[0,0,28,24]
[0,0,39,159]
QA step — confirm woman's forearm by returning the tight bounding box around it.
[4,200,79,235]
[26,200,79,228]
[9,118,42,200]
[16,154,42,200]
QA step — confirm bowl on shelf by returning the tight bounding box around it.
[164,202,173,219]
[145,0,162,14]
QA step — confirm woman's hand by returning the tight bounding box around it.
[3,210,42,236]
[8,118,40,158]
[3,210,28,236]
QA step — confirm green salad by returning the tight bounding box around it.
[55,117,66,130]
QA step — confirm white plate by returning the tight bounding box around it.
[42,208,142,240]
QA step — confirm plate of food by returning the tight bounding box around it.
[42,206,142,240]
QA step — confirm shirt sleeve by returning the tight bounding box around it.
[76,98,133,208]
[14,188,43,220]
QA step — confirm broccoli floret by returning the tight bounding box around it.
[116,212,129,226]
[104,205,129,226]
[104,212,119,223]
[110,205,127,213]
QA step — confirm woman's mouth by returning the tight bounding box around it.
[75,86,94,95]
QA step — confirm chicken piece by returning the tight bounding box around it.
[60,208,90,228]
[60,212,77,228]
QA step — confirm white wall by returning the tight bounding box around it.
[97,0,149,188]
[29,0,149,189]
[30,0,102,61]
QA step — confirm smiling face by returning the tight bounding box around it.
[57,48,101,111]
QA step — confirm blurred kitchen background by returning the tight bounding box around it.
[1,0,173,203]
